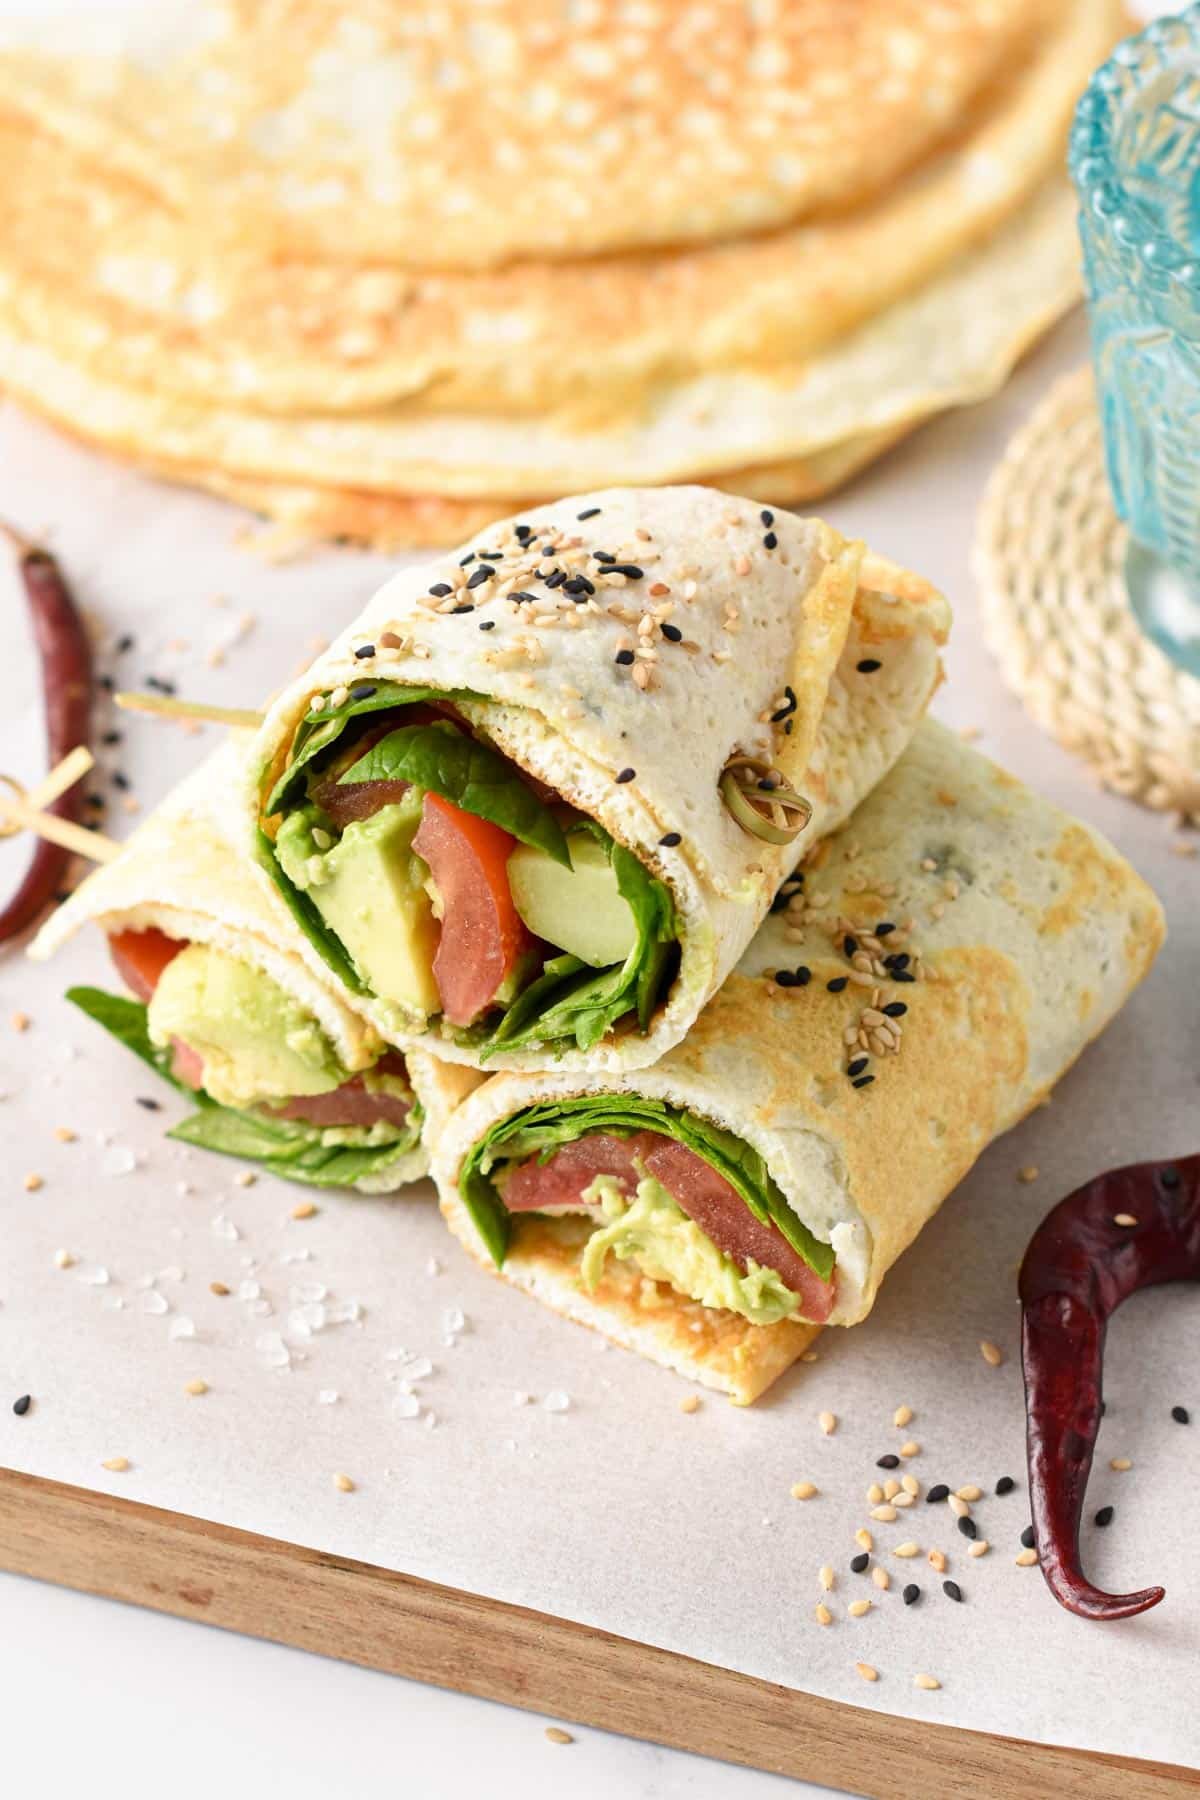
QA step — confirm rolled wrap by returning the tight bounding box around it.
[249,486,949,1071]
[432,722,1165,1401]
[30,734,480,1193]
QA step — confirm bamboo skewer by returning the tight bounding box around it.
[115,690,264,729]
[0,750,120,864]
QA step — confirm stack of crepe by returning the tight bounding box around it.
[31,486,1165,1402]
[0,0,1122,546]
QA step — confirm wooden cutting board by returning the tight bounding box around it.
[2,1467,1195,1798]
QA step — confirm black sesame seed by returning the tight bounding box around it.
[926,1484,950,1504]
[1020,1525,1036,1549]
[850,1552,869,1574]
[562,575,594,596]
[354,643,376,659]
[659,832,681,848]
[893,970,916,983]
[144,674,177,695]
[884,952,910,971]
[615,767,636,785]
[843,934,858,956]
[460,553,476,566]
[847,1057,869,1078]
[882,1002,908,1018]
[544,570,566,589]
[466,565,493,590]
[115,633,135,654]
[349,684,377,702]
[875,922,896,937]
[514,524,533,541]
[85,793,106,811]
[508,591,537,605]
[795,967,811,986]
[101,729,122,746]
[135,1096,161,1112]
[1172,1405,1190,1425]
[857,658,882,674]
[1095,1505,1115,1528]
[775,969,798,988]
[111,771,130,792]
[615,649,635,666]
[608,563,644,579]
[99,675,115,693]
[827,977,848,993]
[593,550,615,564]
[852,1075,875,1090]
[661,622,683,642]
[996,1476,1017,1496]
[902,1584,920,1606]
[942,1580,963,1603]
[577,506,602,520]
[12,1394,31,1417]
[451,603,474,615]
[760,510,774,527]
[763,532,777,550]
[478,621,496,632]
[876,1453,900,1469]
[958,1516,978,1540]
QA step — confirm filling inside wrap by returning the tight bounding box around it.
[260,684,677,1058]
[68,927,424,1187]
[459,1098,836,1326]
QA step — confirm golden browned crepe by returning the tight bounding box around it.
[434,723,1164,1401]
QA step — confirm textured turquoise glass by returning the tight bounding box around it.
[1070,7,1200,677]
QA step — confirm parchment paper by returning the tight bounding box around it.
[1,309,1197,1775]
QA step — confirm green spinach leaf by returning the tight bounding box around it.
[266,681,480,816]
[340,722,570,866]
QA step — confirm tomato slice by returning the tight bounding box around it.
[108,928,186,1003]
[107,927,204,1088]
[412,791,532,1026]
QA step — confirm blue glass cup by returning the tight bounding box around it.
[1070,7,1200,678]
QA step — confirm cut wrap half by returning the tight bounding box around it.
[30,735,480,1193]
[432,721,1165,1401]
[248,486,948,1072]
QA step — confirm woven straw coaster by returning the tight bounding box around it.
[975,366,1200,824]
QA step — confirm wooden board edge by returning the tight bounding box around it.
[1,1467,1195,1799]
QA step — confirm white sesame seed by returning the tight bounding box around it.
[914,1673,941,1691]
[898,1440,920,1458]
[855,1529,873,1552]
[980,1340,1004,1367]
[948,1495,969,1519]
[791,1481,818,1500]
[956,1485,983,1502]
[818,1410,837,1436]
[1015,1548,1039,1566]
[1110,1457,1133,1472]
[814,1602,832,1627]
[968,1540,990,1558]
[892,1543,920,1559]
[871,1566,890,1592]
[819,1565,835,1592]
[855,1661,878,1682]
[893,1405,913,1428]
[848,1600,872,1619]
[870,1505,897,1523]
[1113,1213,1138,1228]
[928,1549,947,1573]
[333,1472,355,1493]
[867,1483,884,1504]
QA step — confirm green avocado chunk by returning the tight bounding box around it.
[580,1173,800,1326]
[275,796,440,1020]
[146,944,344,1110]
[507,831,638,967]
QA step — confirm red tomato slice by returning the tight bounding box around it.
[107,927,203,1087]
[412,791,532,1026]
[108,928,186,1003]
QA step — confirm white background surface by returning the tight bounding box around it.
[0,3,1191,1796]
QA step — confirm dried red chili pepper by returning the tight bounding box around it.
[0,523,92,943]
[1019,1152,1200,1620]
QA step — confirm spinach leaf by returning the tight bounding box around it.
[67,986,421,1189]
[169,1106,420,1188]
[458,1094,834,1283]
[66,986,205,1098]
[266,681,481,816]
[340,723,570,866]
[254,826,367,992]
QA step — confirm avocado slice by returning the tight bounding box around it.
[507,832,638,967]
[276,798,441,1019]
[146,943,346,1110]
